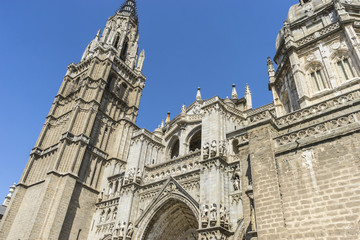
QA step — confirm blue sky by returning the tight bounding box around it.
[0,0,296,198]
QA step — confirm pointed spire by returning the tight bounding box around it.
[136,49,145,72]
[232,84,238,99]
[165,112,171,125]
[160,120,165,128]
[245,84,252,110]
[96,29,101,40]
[118,0,138,22]
[196,87,202,101]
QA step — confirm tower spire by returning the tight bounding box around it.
[118,0,138,22]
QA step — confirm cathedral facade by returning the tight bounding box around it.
[1,0,360,239]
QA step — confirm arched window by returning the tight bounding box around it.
[113,35,120,49]
[169,138,180,159]
[309,67,327,92]
[189,130,202,152]
[120,38,129,61]
[119,82,128,99]
[336,56,355,81]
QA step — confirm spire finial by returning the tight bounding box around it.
[245,84,252,110]
[96,29,101,40]
[196,87,202,101]
[232,84,238,99]
[165,112,171,124]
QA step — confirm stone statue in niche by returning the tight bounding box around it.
[210,203,217,222]
[201,205,209,227]
[220,204,226,223]
[219,140,227,156]
[203,142,210,159]
[126,222,134,238]
[210,140,217,157]
[128,168,135,181]
[233,174,241,191]
[136,168,142,183]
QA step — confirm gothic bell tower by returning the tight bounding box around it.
[0,1,146,239]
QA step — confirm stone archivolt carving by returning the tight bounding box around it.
[199,230,229,240]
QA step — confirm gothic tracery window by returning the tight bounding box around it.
[309,67,327,92]
[113,35,120,49]
[336,56,355,81]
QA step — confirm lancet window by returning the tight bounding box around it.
[120,38,129,61]
[113,34,120,49]
[309,67,327,92]
[336,56,355,81]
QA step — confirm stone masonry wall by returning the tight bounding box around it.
[276,131,360,240]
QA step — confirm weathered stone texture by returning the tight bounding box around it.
[276,132,360,240]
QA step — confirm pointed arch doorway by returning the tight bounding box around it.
[142,199,198,240]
